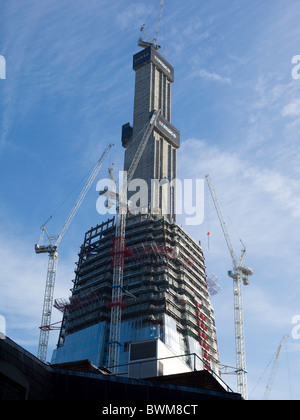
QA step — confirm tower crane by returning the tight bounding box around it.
[138,0,164,51]
[205,174,253,400]
[107,110,160,373]
[35,143,113,363]
[263,335,289,400]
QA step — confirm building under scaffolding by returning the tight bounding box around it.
[51,45,220,378]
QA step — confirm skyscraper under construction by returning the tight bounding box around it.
[51,42,220,378]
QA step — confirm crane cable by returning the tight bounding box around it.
[248,354,274,399]
[42,149,113,229]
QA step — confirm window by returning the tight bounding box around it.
[123,341,132,352]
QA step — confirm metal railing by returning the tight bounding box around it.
[106,352,235,394]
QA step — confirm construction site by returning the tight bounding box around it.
[1,0,294,404]
[0,2,249,402]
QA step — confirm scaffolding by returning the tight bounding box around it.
[195,300,211,372]
[53,215,220,375]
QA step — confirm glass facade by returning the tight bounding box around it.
[51,322,106,366]
[51,314,187,372]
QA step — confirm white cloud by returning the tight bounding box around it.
[116,2,149,31]
[177,137,300,273]
[281,100,300,117]
[0,1,127,152]
[245,286,294,330]
[245,168,300,218]
[179,137,300,215]
[190,68,231,85]
[0,232,73,350]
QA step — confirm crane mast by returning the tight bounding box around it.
[35,144,113,363]
[205,174,253,400]
[37,248,58,362]
[108,110,160,372]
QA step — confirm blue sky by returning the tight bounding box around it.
[1,0,300,400]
